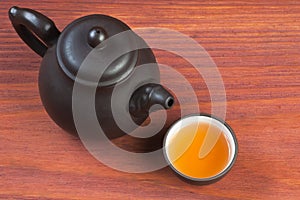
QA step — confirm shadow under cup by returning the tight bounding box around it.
[163,114,238,184]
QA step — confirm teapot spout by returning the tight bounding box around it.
[129,83,174,120]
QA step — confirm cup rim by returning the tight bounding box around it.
[163,113,238,183]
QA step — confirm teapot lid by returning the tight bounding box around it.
[56,15,138,86]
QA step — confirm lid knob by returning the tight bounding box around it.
[88,27,108,48]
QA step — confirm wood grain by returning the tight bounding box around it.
[1,0,300,199]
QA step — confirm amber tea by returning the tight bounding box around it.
[164,115,237,180]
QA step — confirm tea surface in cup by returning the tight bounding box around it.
[164,115,236,180]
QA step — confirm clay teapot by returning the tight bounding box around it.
[8,6,174,139]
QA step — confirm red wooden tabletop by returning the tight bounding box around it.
[1,1,299,199]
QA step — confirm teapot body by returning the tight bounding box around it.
[40,45,159,138]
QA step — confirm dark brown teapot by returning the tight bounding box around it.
[8,6,174,139]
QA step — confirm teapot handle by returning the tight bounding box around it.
[8,6,60,57]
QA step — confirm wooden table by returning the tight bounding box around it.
[1,1,299,199]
